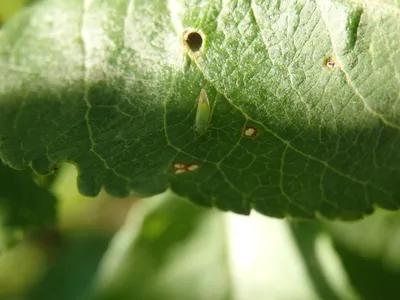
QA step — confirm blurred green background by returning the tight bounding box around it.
[1,1,400,300]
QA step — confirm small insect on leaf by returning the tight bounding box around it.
[195,89,211,135]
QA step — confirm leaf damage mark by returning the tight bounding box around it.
[173,163,200,174]
[324,56,339,71]
[187,164,199,171]
[183,30,204,53]
[243,126,258,137]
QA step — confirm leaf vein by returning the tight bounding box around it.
[191,57,391,198]
[316,0,400,132]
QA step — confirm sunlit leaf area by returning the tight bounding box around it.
[1,1,400,299]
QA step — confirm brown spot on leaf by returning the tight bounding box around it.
[243,126,258,137]
[173,163,200,174]
[324,56,338,71]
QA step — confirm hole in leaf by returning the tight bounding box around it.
[184,31,204,52]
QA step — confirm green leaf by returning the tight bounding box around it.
[92,193,361,300]
[327,209,400,270]
[325,209,400,299]
[0,189,373,300]
[0,0,399,219]
[92,191,234,300]
[0,162,57,232]
[27,232,110,300]
[333,243,400,300]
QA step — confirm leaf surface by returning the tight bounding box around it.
[0,0,400,218]
[0,163,56,231]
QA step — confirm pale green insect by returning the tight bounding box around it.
[195,89,211,135]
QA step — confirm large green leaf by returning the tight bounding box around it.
[0,0,399,219]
